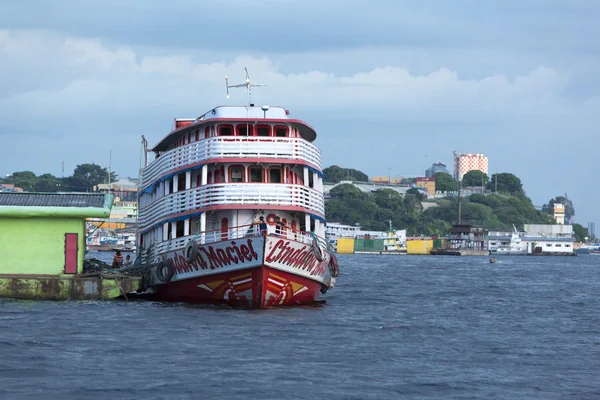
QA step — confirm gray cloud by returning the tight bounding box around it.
[0,1,599,224]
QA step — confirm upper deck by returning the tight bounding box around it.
[151,105,318,153]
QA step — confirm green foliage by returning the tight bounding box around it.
[2,171,38,191]
[323,165,368,183]
[67,163,117,192]
[406,187,421,196]
[572,223,589,242]
[542,196,575,222]
[433,172,457,192]
[0,164,118,193]
[488,173,524,195]
[462,170,488,187]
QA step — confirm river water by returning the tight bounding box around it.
[1,254,599,399]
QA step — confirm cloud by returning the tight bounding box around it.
[0,26,598,224]
[0,29,586,123]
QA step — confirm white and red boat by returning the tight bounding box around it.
[136,70,338,308]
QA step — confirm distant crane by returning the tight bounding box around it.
[225,67,269,105]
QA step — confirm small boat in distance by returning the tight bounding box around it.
[134,69,338,308]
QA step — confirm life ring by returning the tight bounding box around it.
[328,254,339,277]
[312,239,324,262]
[266,214,277,225]
[155,260,174,283]
[185,240,199,263]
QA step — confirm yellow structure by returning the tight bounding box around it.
[407,239,434,255]
[336,238,355,254]
[553,203,565,225]
[371,176,390,184]
[416,177,436,196]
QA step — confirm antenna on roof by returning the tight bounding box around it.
[225,67,269,106]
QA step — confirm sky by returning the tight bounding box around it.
[1,0,599,226]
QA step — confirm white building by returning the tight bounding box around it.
[523,224,575,255]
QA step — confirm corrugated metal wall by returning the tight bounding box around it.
[354,239,385,252]
[336,238,355,254]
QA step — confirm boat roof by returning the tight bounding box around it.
[151,105,318,152]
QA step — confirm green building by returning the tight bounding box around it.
[0,192,139,300]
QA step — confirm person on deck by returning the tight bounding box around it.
[258,216,268,235]
[123,254,132,266]
[112,250,124,268]
[275,216,285,237]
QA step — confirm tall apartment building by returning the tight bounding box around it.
[453,152,489,180]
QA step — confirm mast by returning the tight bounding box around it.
[225,67,269,106]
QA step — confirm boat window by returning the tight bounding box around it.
[178,173,186,191]
[205,127,211,138]
[229,166,244,183]
[256,125,270,137]
[237,125,252,136]
[274,126,288,137]
[269,168,282,183]
[556,244,562,247]
[195,129,200,141]
[176,221,185,238]
[219,125,233,136]
[249,167,264,182]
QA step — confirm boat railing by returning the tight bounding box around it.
[138,223,323,263]
[141,137,322,189]
[138,183,325,229]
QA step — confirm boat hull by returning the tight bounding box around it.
[145,235,332,308]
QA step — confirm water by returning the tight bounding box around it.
[1,254,599,399]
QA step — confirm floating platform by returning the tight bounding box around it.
[0,273,140,301]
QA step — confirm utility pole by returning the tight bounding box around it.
[494,170,497,193]
[457,175,462,225]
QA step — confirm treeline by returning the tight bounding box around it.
[1,164,118,193]
[324,165,590,241]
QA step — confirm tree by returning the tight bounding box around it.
[572,223,588,242]
[433,172,457,192]
[462,170,488,187]
[406,187,421,196]
[488,173,523,195]
[323,165,368,183]
[34,174,65,192]
[542,196,575,223]
[2,171,38,191]
[329,183,364,200]
[67,163,117,192]
[373,189,403,211]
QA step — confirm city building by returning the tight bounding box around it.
[425,162,449,177]
[553,203,566,225]
[0,192,138,300]
[371,176,390,184]
[453,152,489,179]
[588,222,596,238]
[523,224,575,255]
[416,177,436,196]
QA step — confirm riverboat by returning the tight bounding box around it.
[135,69,338,308]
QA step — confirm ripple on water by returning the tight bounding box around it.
[1,254,600,399]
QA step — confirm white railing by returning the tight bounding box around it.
[141,137,322,189]
[138,183,325,229]
[138,224,317,264]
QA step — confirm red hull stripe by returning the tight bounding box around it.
[151,265,322,308]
